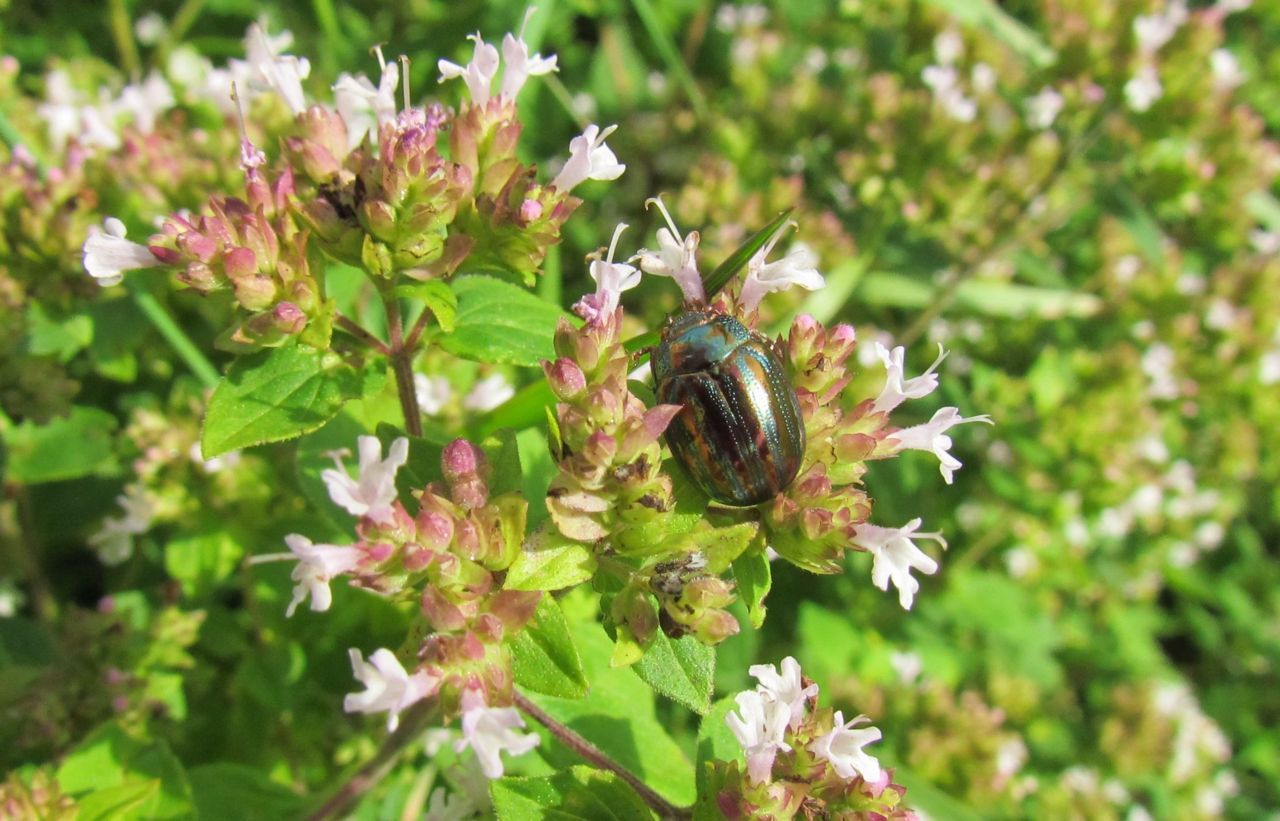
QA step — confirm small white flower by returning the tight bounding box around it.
[89,491,154,565]
[334,58,399,149]
[996,738,1028,777]
[1125,63,1163,112]
[636,196,705,305]
[242,22,311,114]
[1252,229,1280,255]
[1204,298,1238,331]
[1259,346,1280,385]
[933,30,964,66]
[808,711,882,783]
[550,123,625,192]
[854,519,945,610]
[438,33,501,107]
[748,656,818,729]
[1141,343,1179,400]
[134,13,167,45]
[415,374,453,416]
[321,436,409,523]
[463,374,516,412]
[1195,521,1225,550]
[725,689,792,784]
[887,406,993,484]
[1026,87,1064,129]
[1005,546,1040,578]
[283,534,362,616]
[344,648,438,732]
[889,650,923,684]
[454,687,540,778]
[83,218,160,286]
[0,578,25,618]
[499,18,558,101]
[870,342,946,416]
[188,442,242,474]
[971,62,997,94]
[465,373,514,409]
[1134,1,1187,55]
[1210,49,1246,93]
[738,223,825,313]
[115,72,176,133]
[922,64,977,122]
[574,223,642,326]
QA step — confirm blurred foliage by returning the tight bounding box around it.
[2,0,1278,817]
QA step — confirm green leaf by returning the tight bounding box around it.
[76,780,162,821]
[437,276,570,367]
[188,764,308,821]
[732,547,772,630]
[922,0,1055,67]
[512,595,589,699]
[702,209,794,297]
[695,696,741,800]
[890,765,984,821]
[25,303,93,362]
[486,427,524,497]
[3,406,118,483]
[633,632,715,715]
[201,343,385,458]
[530,621,696,806]
[164,525,244,599]
[675,522,757,574]
[856,272,1101,318]
[394,279,458,332]
[56,724,192,819]
[506,528,597,591]
[492,765,656,820]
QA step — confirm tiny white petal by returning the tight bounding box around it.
[454,688,540,778]
[809,710,882,782]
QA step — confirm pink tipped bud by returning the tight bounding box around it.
[544,357,587,400]
[365,541,395,563]
[519,198,543,224]
[402,546,436,572]
[486,590,542,633]
[825,323,857,364]
[224,244,259,278]
[232,272,277,311]
[442,439,485,481]
[583,430,618,466]
[421,587,468,631]
[415,509,455,552]
[272,302,307,334]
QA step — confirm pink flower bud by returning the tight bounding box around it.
[365,541,395,563]
[272,302,307,334]
[402,546,436,572]
[232,272,277,311]
[544,358,587,400]
[518,198,543,224]
[415,508,455,552]
[442,439,485,482]
[421,587,468,631]
[825,323,857,364]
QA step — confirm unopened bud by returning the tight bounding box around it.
[544,357,587,400]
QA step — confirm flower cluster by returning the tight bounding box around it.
[712,656,913,819]
[278,435,539,776]
[78,19,626,347]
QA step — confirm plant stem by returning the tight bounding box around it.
[305,702,437,821]
[513,691,691,820]
[384,295,423,437]
[107,0,142,77]
[125,280,221,388]
[403,305,436,352]
[336,313,391,356]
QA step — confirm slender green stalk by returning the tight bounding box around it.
[383,295,424,437]
[628,0,710,122]
[107,0,142,77]
[155,0,208,66]
[125,280,221,388]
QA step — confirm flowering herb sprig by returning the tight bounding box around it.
[711,656,914,819]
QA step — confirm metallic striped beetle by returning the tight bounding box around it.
[653,309,806,506]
